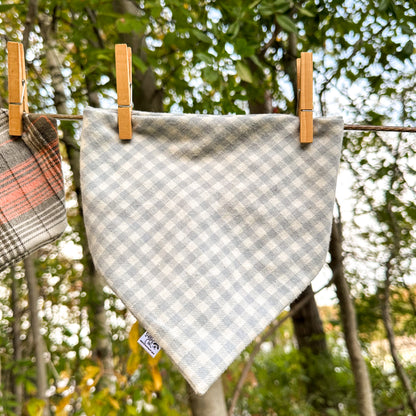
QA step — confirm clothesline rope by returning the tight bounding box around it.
[31,113,416,133]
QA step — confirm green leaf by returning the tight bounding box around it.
[379,0,390,11]
[402,40,413,57]
[26,398,45,416]
[235,61,253,83]
[234,38,257,57]
[145,3,163,18]
[406,205,416,221]
[297,7,315,17]
[276,15,298,33]
[98,12,126,18]
[258,0,290,16]
[401,24,413,35]
[228,21,240,38]
[202,66,219,83]
[116,16,143,34]
[191,29,211,43]
[25,379,37,395]
[249,0,262,8]
[250,54,265,70]
[196,52,214,64]
[132,55,148,73]
[0,4,17,12]
[126,404,139,415]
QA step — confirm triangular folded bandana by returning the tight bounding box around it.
[80,106,343,394]
[0,110,67,272]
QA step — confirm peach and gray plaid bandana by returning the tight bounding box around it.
[0,110,66,271]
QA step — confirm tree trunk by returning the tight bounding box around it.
[247,89,272,114]
[22,0,38,51]
[329,217,376,416]
[0,354,2,411]
[187,379,228,416]
[290,285,328,353]
[381,260,416,414]
[380,194,416,414]
[25,255,50,416]
[38,13,115,392]
[287,33,299,109]
[112,0,163,112]
[290,284,336,411]
[11,267,24,416]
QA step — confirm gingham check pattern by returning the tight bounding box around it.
[0,109,67,271]
[80,107,343,394]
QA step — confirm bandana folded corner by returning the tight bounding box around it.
[80,106,343,394]
[0,109,67,272]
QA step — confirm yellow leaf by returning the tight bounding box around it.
[56,372,70,393]
[147,352,161,367]
[84,365,101,380]
[55,393,73,416]
[150,366,163,392]
[115,371,127,385]
[109,396,120,410]
[60,370,71,379]
[56,385,68,394]
[126,352,140,375]
[128,321,140,353]
[80,365,101,391]
[143,380,154,398]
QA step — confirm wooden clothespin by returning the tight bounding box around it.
[115,44,133,140]
[8,42,29,136]
[297,52,313,143]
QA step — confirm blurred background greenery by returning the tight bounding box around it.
[1,0,416,415]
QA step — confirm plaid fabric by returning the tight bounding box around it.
[0,109,67,271]
[80,106,343,394]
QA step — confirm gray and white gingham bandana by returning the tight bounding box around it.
[80,106,343,394]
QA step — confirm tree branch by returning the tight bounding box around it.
[330,209,376,416]
[23,0,38,50]
[380,184,416,415]
[25,255,51,416]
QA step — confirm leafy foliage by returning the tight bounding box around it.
[1,0,416,414]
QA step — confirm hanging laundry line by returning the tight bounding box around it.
[33,113,416,133]
[343,125,416,133]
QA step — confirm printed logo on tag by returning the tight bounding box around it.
[138,331,161,358]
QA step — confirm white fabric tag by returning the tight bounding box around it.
[139,331,161,358]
